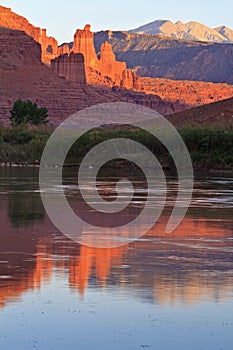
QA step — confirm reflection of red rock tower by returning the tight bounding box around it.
[68,246,125,297]
[0,235,53,308]
[34,237,54,287]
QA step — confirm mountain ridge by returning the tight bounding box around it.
[130,19,233,43]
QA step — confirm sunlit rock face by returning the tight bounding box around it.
[0,27,183,125]
[72,24,99,68]
[0,6,139,90]
[0,5,58,65]
[58,25,139,90]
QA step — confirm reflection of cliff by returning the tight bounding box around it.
[147,213,233,238]
[0,169,233,307]
[0,214,232,308]
[0,231,38,308]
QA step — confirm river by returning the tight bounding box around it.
[0,168,232,350]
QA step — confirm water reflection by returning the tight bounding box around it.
[0,168,233,309]
[0,216,232,308]
[0,168,45,227]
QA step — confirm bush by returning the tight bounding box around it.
[3,128,33,144]
[10,99,48,126]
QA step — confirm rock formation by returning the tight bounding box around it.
[72,24,98,68]
[59,25,139,89]
[0,6,139,89]
[51,53,86,84]
[38,28,58,64]
[0,28,183,126]
[0,5,58,64]
[2,5,233,126]
[98,42,127,86]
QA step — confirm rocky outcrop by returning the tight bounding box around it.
[122,69,139,90]
[51,53,86,84]
[59,25,139,89]
[38,28,58,64]
[0,5,58,64]
[98,42,127,86]
[0,27,41,64]
[58,43,70,55]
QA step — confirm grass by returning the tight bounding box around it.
[0,123,233,170]
[0,125,51,164]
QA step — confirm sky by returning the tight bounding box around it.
[1,0,233,43]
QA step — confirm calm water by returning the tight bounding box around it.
[0,168,233,350]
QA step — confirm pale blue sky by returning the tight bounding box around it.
[1,0,233,43]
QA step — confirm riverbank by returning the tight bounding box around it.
[0,125,233,172]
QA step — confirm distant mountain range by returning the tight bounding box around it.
[94,31,233,84]
[130,20,233,43]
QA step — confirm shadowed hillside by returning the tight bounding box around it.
[167,97,233,128]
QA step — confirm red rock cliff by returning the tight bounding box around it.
[0,5,58,64]
[0,6,139,90]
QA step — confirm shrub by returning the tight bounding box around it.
[10,99,48,126]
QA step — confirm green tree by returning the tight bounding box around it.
[10,99,48,126]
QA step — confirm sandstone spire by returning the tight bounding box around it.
[100,42,116,62]
[72,24,98,68]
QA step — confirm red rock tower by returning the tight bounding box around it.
[72,24,98,68]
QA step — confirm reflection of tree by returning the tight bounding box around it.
[5,168,45,227]
[8,192,45,228]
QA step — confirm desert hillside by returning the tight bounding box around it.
[167,97,233,128]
